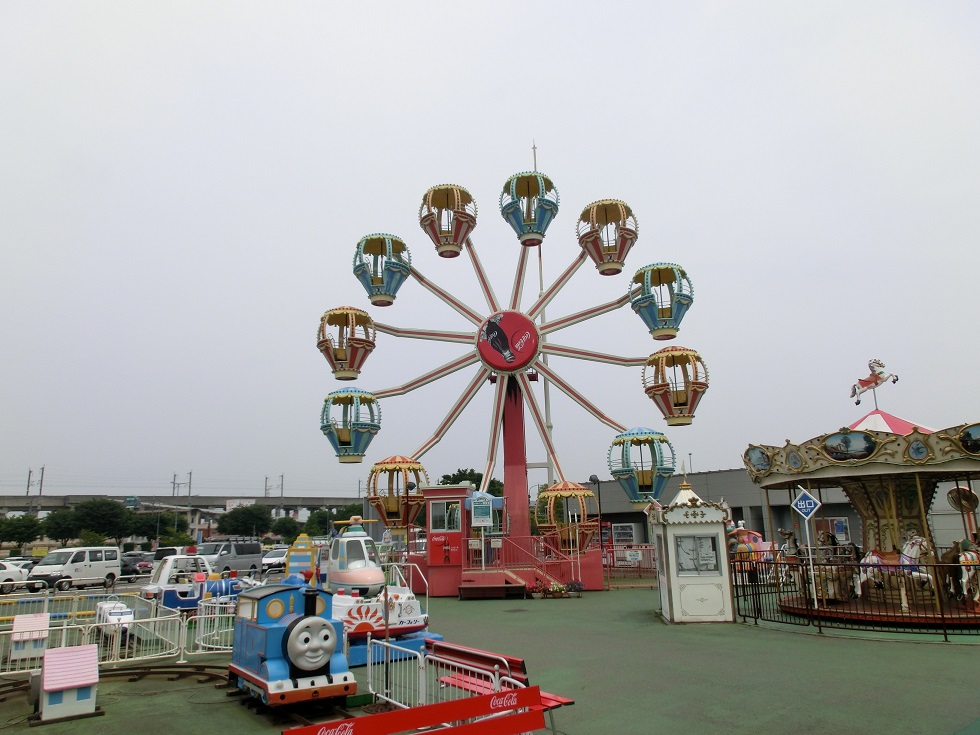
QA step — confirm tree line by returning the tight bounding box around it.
[0,498,365,550]
[0,469,507,551]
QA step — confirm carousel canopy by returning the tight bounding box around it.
[848,409,934,435]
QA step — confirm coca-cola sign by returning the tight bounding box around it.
[490,692,519,710]
[477,311,539,373]
[315,722,355,735]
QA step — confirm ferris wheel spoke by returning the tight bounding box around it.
[411,366,491,459]
[527,251,587,320]
[479,378,509,494]
[540,343,646,367]
[516,372,566,482]
[374,322,475,344]
[373,352,481,399]
[532,360,627,433]
[463,238,500,313]
[507,243,533,310]
[409,265,484,325]
[538,292,631,335]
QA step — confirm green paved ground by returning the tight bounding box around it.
[4,589,979,735]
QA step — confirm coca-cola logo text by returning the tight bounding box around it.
[490,692,519,710]
[316,722,355,735]
[513,331,531,352]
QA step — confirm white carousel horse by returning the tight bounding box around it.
[856,536,934,612]
[776,528,802,589]
[849,359,898,405]
[957,543,980,603]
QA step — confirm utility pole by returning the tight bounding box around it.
[279,474,284,520]
[172,472,190,532]
[24,467,44,516]
[187,471,193,542]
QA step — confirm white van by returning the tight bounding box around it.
[27,547,121,592]
[195,541,263,576]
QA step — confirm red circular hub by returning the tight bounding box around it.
[477,310,539,373]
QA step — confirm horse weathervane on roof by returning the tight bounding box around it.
[850,358,899,406]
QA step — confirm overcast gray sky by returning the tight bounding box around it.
[2,2,978,500]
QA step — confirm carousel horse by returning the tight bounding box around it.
[849,359,899,405]
[817,530,840,549]
[776,528,803,589]
[856,536,934,612]
[809,532,860,602]
[813,564,856,603]
[939,541,963,600]
[957,540,980,603]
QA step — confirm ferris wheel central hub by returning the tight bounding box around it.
[477,310,540,373]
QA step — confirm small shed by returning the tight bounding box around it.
[9,612,49,663]
[37,644,102,722]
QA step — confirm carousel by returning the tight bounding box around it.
[743,364,980,626]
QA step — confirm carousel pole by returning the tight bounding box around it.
[957,479,971,540]
[888,477,901,550]
[914,473,942,613]
[764,486,779,590]
[970,478,980,539]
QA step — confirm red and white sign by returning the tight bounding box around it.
[282,686,544,735]
[477,311,539,373]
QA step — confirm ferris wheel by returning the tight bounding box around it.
[316,169,709,540]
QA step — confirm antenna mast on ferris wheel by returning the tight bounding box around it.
[526,139,556,489]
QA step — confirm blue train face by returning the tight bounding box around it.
[285,617,336,672]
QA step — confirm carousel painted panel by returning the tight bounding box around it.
[820,431,879,462]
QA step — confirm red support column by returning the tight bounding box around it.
[502,376,531,539]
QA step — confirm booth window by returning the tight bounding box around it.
[430,501,461,532]
[674,534,721,576]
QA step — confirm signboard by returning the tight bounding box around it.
[791,489,821,520]
[471,494,493,528]
[225,498,256,512]
[792,486,822,609]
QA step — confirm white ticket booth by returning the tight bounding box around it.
[651,480,733,623]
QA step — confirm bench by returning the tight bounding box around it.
[439,672,574,711]
[426,639,574,733]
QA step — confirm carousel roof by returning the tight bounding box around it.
[848,409,934,435]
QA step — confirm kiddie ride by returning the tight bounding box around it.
[283,522,436,666]
[228,579,572,735]
[140,555,242,613]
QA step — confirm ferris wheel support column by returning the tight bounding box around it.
[502,376,532,541]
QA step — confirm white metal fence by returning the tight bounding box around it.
[364,637,525,710]
[0,590,237,676]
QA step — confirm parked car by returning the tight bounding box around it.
[27,546,122,591]
[5,556,40,571]
[120,556,142,581]
[118,551,154,580]
[137,553,155,574]
[0,560,29,594]
[196,541,263,576]
[261,547,288,572]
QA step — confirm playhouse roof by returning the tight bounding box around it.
[42,644,99,691]
[848,409,934,435]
